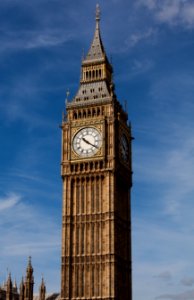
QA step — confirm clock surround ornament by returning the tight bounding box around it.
[72,127,102,157]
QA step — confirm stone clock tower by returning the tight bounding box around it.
[61,5,132,300]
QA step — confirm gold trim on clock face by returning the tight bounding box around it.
[72,127,102,157]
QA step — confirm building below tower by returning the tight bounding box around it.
[0,258,59,300]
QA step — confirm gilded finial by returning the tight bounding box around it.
[96,4,100,22]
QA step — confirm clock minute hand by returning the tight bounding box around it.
[82,137,98,149]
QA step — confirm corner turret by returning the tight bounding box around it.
[24,257,34,300]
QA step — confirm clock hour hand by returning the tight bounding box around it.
[82,137,98,149]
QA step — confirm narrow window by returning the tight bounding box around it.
[81,181,85,213]
[91,181,94,212]
[81,225,85,254]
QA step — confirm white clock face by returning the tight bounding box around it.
[121,134,129,161]
[72,127,102,157]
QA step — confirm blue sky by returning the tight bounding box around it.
[1,0,194,299]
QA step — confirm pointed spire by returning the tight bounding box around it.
[26,256,33,278]
[6,273,12,300]
[13,279,18,293]
[24,256,34,300]
[39,277,46,300]
[83,4,108,63]
[6,273,12,289]
[68,5,114,106]
[19,277,25,300]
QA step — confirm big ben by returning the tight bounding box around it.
[61,5,132,300]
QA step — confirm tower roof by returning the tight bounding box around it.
[66,5,114,108]
[83,4,108,64]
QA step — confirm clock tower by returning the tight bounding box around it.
[61,5,132,300]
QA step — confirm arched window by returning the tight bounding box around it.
[81,181,85,213]
[81,224,85,254]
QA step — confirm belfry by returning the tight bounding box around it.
[60,5,132,300]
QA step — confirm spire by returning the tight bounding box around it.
[39,277,46,300]
[96,3,100,22]
[19,277,25,300]
[67,5,114,107]
[6,273,12,300]
[6,273,12,290]
[83,4,108,63]
[26,256,33,278]
[13,279,18,293]
[24,257,34,300]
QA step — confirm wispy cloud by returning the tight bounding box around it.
[180,277,194,287]
[0,193,21,211]
[0,189,60,291]
[155,271,172,282]
[125,27,157,48]
[0,29,73,53]
[136,0,194,28]
[155,289,194,300]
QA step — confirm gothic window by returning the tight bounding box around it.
[81,266,84,296]
[71,180,75,212]
[81,224,85,254]
[81,181,85,213]
[76,266,79,297]
[92,265,95,296]
[91,180,94,212]
[76,226,79,255]
[91,223,95,254]
[96,224,100,253]
[97,265,100,296]
[96,179,100,212]
[76,181,80,214]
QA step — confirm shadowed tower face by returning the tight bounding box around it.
[61,5,132,300]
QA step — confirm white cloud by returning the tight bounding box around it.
[0,193,21,212]
[125,27,157,48]
[136,0,194,28]
[182,3,194,27]
[0,189,61,292]
[0,29,73,53]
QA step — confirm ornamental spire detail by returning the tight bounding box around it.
[96,4,100,22]
[66,5,114,107]
[83,4,107,63]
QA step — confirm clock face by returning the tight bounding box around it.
[121,134,129,161]
[72,127,102,157]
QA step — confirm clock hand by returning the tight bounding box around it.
[82,137,99,149]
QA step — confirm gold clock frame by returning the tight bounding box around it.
[70,119,105,162]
